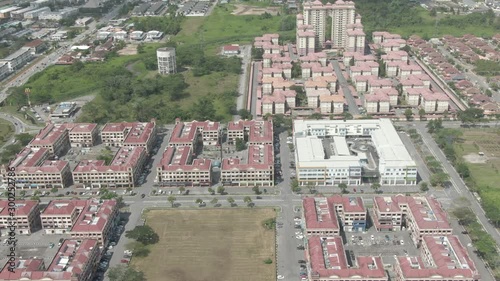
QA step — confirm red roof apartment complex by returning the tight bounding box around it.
[169,119,221,148]
[373,196,452,244]
[156,146,212,187]
[72,147,147,188]
[0,200,41,235]
[40,199,118,244]
[0,239,100,281]
[395,236,480,281]
[0,147,72,188]
[29,123,71,156]
[226,120,273,145]
[100,119,157,153]
[64,123,99,147]
[221,144,274,187]
[307,236,387,281]
[303,196,367,236]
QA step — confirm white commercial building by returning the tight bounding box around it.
[0,47,33,72]
[293,119,417,186]
[24,7,50,19]
[39,7,78,21]
[157,47,176,75]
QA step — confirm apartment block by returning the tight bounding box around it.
[0,62,9,81]
[65,123,99,147]
[0,239,100,281]
[303,197,340,237]
[319,94,344,114]
[395,235,480,281]
[101,120,157,153]
[41,200,87,234]
[227,120,273,145]
[420,91,450,112]
[29,123,70,156]
[169,119,221,147]
[221,144,274,187]
[68,199,118,244]
[0,200,41,235]
[373,196,452,244]
[0,148,72,188]
[72,147,146,188]
[364,92,390,114]
[306,236,387,281]
[156,146,212,187]
[296,23,316,56]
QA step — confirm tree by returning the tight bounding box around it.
[178,186,185,194]
[291,62,302,78]
[430,172,449,187]
[50,187,58,194]
[207,187,215,195]
[217,186,225,195]
[418,108,426,120]
[15,133,34,146]
[291,179,301,193]
[404,108,413,121]
[429,8,437,17]
[195,198,204,206]
[341,112,353,120]
[457,108,484,125]
[108,265,146,281]
[420,182,429,192]
[456,162,470,178]
[252,186,261,195]
[125,225,159,245]
[126,241,150,257]
[238,109,252,120]
[20,190,26,197]
[244,196,253,207]
[167,195,176,207]
[309,113,323,120]
[452,206,476,226]
[235,138,246,151]
[227,197,235,206]
[126,187,133,193]
[251,47,264,60]
[371,183,381,193]
[338,183,348,194]
[349,57,355,66]
[210,198,218,205]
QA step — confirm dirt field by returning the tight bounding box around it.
[132,209,276,281]
[231,4,280,15]
[117,44,138,56]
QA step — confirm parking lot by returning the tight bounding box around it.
[0,231,70,266]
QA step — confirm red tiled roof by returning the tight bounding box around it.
[221,144,273,171]
[0,200,38,217]
[73,147,145,173]
[169,120,220,145]
[308,236,387,279]
[70,199,116,233]
[158,146,211,172]
[397,236,479,279]
[41,200,88,216]
[29,123,68,147]
[223,45,239,52]
[47,239,98,277]
[24,39,44,48]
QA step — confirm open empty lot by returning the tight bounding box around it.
[455,128,500,188]
[132,209,276,281]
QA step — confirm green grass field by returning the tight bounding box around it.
[0,119,14,147]
[387,9,499,38]
[132,209,276,281]
[454,128,500,188]
[174,5,291,51]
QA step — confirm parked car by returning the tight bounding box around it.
[141,194,146,198]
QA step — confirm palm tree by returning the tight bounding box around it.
[210,198,218,205]
[371,183,381,193]
[195,198,203,205]
[244,196,253,207]
[167,195,176,207]
[227,197,235,207]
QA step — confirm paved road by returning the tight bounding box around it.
[331,59,360,115]
[250,61,260,118]
[411,122,500,245]
[234,45,252,121]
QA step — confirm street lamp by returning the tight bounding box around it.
[25,88,31,108]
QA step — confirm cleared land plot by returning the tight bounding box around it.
[132,209,276,281]
[231,4,280,15]
[455,128,500,189]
